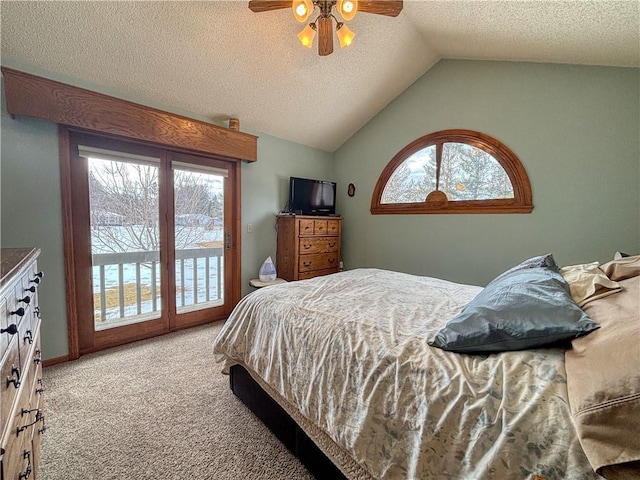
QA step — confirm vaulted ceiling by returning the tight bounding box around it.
[2,1,638,152]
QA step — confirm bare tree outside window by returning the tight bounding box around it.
[371,129,532,215]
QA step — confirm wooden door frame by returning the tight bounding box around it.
[60,126,242,359]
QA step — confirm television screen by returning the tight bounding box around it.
[288,177,337,216]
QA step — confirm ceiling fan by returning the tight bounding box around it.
[248,0,403,56]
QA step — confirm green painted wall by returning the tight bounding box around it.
[334,60,640,286]
[1,88,69,359]
[2,59,638,360]
[241,133,334,295]
[0,75,332,361]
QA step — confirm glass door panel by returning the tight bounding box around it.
[173,164,226,314]
[87,153,161,330]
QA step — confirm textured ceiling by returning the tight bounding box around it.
[1,1,638,152]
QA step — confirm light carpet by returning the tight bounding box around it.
[39,322,315,480]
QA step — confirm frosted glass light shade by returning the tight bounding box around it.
[336,24,355,48]
[337,0,357,21]
[298,24,316,48]
[292,0,313,22]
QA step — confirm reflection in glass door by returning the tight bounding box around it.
[84,147,162,331]
[172,162,227,314]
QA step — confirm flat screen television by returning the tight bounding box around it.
[288,177,337,216]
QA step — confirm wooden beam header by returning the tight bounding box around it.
[1,67,257,162]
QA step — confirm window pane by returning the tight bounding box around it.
[440,143,514,200]
[88,157,161,330]
[174,168,225,313]
[381,146,437,203]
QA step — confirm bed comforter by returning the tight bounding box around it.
[213,268,601,480]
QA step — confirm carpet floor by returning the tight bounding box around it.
[39,322,315,480]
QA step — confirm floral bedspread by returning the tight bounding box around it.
[213,268,601,480]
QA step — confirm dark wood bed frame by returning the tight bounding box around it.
[230,364,348,480]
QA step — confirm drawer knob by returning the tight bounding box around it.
[24,330,33,345]
[19,295,31,304]
[34,350,42,365]
[34,306,41,318]
[328,258,335,264]
[1,324,18,335]
[30,272,43,284]
[24,286,36,293]
[11,307,25,317]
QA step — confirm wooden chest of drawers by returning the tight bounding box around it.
[276,215,342,281]
[1,248,45,480]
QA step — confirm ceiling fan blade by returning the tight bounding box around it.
[358,0,403,17]
[317,17,334,56]
[248,0,291,13]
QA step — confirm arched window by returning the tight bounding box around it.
[371,130,533,214]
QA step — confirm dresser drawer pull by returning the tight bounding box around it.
[1,323,18,335]
[36,377,45,395]
[34,350,42,365]
[17,408,42,435]
[328,242,336,248]
[19,295,31,304]
[303,261,313,267]
[302,243,313,249]
[24,330,33,345]
[34,306,41,318]
[19,450,32,479]
[7,365,21,389]
[328,258,335,264]
[25,286,36,293]
[11,307,25,317]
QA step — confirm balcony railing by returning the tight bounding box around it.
[92,247,224,328]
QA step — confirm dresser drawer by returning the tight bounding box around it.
[1,337,23,424]
[298,253,339,273]
[298,219,315,235]
[298,219,336,236]
[298,237,339,254]
[326,220,340,235]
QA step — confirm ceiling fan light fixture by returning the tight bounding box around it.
[337,0,358,21]
[292,0,314,22]
[297,23,317,48]
[336,22,355,48]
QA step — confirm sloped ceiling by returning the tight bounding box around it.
[1,1,638,152]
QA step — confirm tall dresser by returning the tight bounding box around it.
[276,215,342,281]
[0,248,45,480]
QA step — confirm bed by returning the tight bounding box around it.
[213,255,640,480]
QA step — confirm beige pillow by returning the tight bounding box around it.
[600,255,640,282]
[565,275,640,476]
[560,262,621,307]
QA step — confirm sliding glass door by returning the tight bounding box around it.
[69,133,237,354]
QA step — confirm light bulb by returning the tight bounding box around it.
[292,0,313,22]
[337,0,357,21]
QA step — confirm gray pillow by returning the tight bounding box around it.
[429,266,600,354]
[487,253,558,287]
